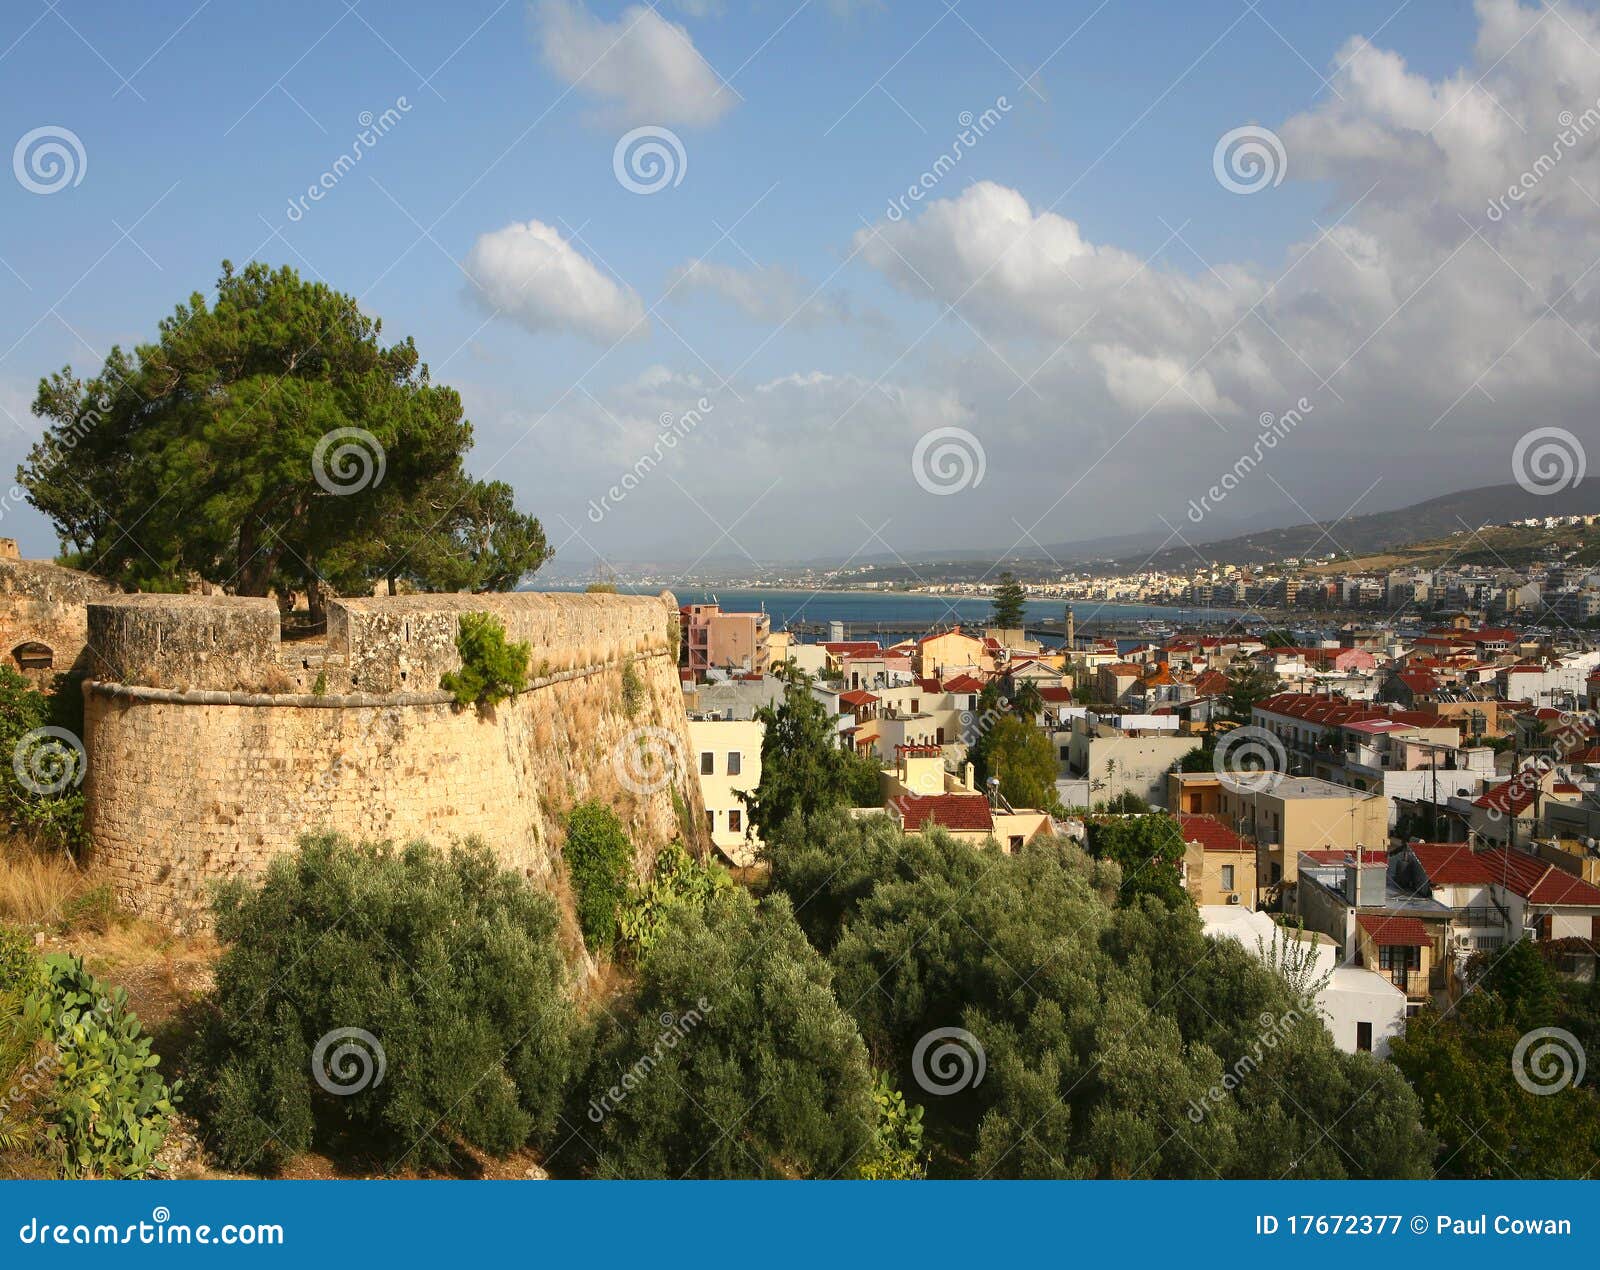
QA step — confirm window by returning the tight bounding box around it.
[1059,745,1070,760]
[911,698,920,713]
[727,751,741,777]
[1356,1021,1372,1052]
[705,810,715,831]
[700,752,714,775]
[12,642,52,671]
[1008,836,1024,850]
[1220,865,1235,890]
[728,809,742,834]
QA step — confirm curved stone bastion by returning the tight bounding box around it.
[80,590,704,931]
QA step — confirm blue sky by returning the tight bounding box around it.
[1,1,1593,572]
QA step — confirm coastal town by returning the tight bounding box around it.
[4,0,1600,1229]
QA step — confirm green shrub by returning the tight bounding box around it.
[619,662,645,718]
[439,612,529,708]
[617,842,729,953]
[557,889,875,1178]
[0,923,35,993]
[0,666,86,853]
[23,953,179,1178]
[195,834,577,1172]
[564,802,633,950]
[856,1072,926,1179]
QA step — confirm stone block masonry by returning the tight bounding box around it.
[81,590,704,932]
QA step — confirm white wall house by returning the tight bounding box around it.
[1201,904,1407,1059]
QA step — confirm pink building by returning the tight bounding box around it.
[682,604,771,678]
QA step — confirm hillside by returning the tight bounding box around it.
[1121,479,1600,571]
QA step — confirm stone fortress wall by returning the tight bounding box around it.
[78,589,704,931]
[0,541,122,687]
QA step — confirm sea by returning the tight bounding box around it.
[530,585,1251,645]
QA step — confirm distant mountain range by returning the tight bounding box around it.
[542,479,1599,582]
[1109,479,1600,571]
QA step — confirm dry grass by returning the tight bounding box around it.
[0,843,88,927]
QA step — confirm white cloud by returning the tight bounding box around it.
[535,0,734,127]
[667,259,847,325]
[463,219,648,344]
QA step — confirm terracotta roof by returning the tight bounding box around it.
[943,673,986,693]
[1407,842,1493,886]
[822,641,881,655]
[1357,913,1432,946]
[1483,848,1600,906]
[896,793,994,833]
[1473,774,1539,816]
[1303,848,1389,867]
[1039,686,1074,703]
[838,690,878,708]
[1178,814,1250,853]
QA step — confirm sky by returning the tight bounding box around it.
[0,0,1595,577]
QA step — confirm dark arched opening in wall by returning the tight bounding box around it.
[12,641,54,672]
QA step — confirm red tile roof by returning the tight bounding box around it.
[1039,686,1074,703]
[1357,913,1432,946]
[1482,849,1600,906]
[839,690,878,708]
[1303,848,1389,867]
[1473,773,1540,816]
[896,793,994,833]
[1407,842,1493,886]
[943,673,986,693]
[1178,814,1250,853]
[822,641,881,656]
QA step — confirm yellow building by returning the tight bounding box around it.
[1178,813,1256,908]
[687,718,763,866]
[878,746,1052,850]
[1215,776,1387,894]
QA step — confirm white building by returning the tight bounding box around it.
[1200,904,1407,1059]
